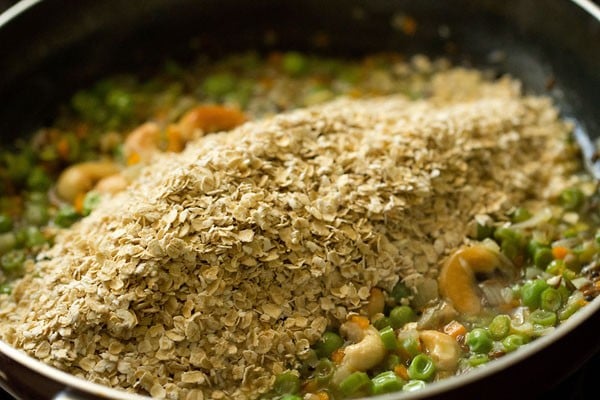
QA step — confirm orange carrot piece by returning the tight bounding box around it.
[394,364,410,380]
[443,320,467,339]
[166,127,184,153]
[127,152,141,166]
[331,348,345,364]
[350,315,370,329]
[73,192,86,213]
[56,137,70,160]
[316,391,330,400]
[552,246,569,260]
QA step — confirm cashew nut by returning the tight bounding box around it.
[419,330,461,372]
[123,122,161,163]
[177,105,246,141]
[56,161,121,202]
[332,323,386,385]
[438,244,516,315]
[94,173,129,195]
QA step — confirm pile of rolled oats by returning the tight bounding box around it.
[0,69,576,399]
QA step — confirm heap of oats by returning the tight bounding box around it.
[0,70,577,399]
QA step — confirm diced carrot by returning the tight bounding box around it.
[127,152,141,166]
[316,391,330,400]
[552,246,570,260]
[166,127,184,153]
[394,364,410,380]
[350,315,370,329]
[302,379,319,393]
[179,105,246,135]
[331,348,345,364]
[443,320,467,339]
[56,137,70,160]
[73,192,86,213]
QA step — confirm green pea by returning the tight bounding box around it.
[521,279,549,309]
[379,326,398,350]
[389,305,416,329]
[26,167,51,191]
[24,226,46,248]
[315,331,343,358]
[559,187,585,211]
[54,205,81,228]
[0,232,17,254]
[408,354,436,381]
[371,370,405,395]
[0,283,11,295]
[466,328,493,354]
[488,314,511,340]
[503,334,527,352]
[511,207,532,223]
[313,358,335,384]
[402,380,426,392]
[202,73,236,98]
[339,371,372,397]
[282,52,308,76]
[391,281,411,304]
[373,316,391,330]
[533,248,553,269]
[0,213,13,233]
[540,287,562,312]
[24,202,50,226]
[529,310,557,326]
[1,249,26,272]
[546,259,564,276]
[272,372,300,395]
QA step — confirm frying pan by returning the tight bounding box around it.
[0,0,599,399]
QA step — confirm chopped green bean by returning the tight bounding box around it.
[408,354,436,381]
[468,354,489,367]
[398,335,421,360]
[488,314,511,340]
[533,247,553,269]
[313,359,335,384]
[379,326,398,350]
[339,372,372,397]
[521,279,549,309]
[529,310,557,326]
[540,287,562,312]
[373,316,391,330]
[511,207,532,223]
[371,371,404,395]
[402,380,426,392]
[502,334,527,352]
[272,372,300,395]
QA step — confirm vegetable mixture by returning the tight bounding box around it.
[0,52,599,400]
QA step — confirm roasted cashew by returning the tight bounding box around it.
[177,105,246,141]
[123,122,161,163]
[56,161,121,202]
[332,323,386,385]
[94,173,128,195]
[438,244,516,315]
[419,330,461,372]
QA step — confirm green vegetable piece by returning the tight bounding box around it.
[315,331,343,358]
[488,314,511,340]
[0,213,13,233]
[475,222,495,240]
[26,167,51,191]
[373,316,391,330]
[24,226,46,248]
[1,249,26,272]
[371,370,405,395]
[0,283,11,295]
[106,89,133,116]
[279,395,302,400]
[389,305,416,329]
[379,326,398,350]
[402,380,426,392]
[407,354,436,381]
[82,191,101,216]
[386,354,401,370]
[559,294,584,321]
[533,247,553,269]
[494,227,519,243]
[511,207,532,223]
[282,52,309,76]
[398,335,421,360]
[546,259,564,276]
[24,202,50,226]
[540,287,562,312]
[272,372,300,395]
[0,232,17,254]
[339,371,372,397]
[202,73,236,98]
[521,279,549,309]
[313,358,335,384]
[3,151,32,183]
[529,310,557,326]
[468,354,489,367]
[55,205,81,228]
[466,328,493,354]
[559,187,585,211]
[391,281,411,303]
[502,334,527,352]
